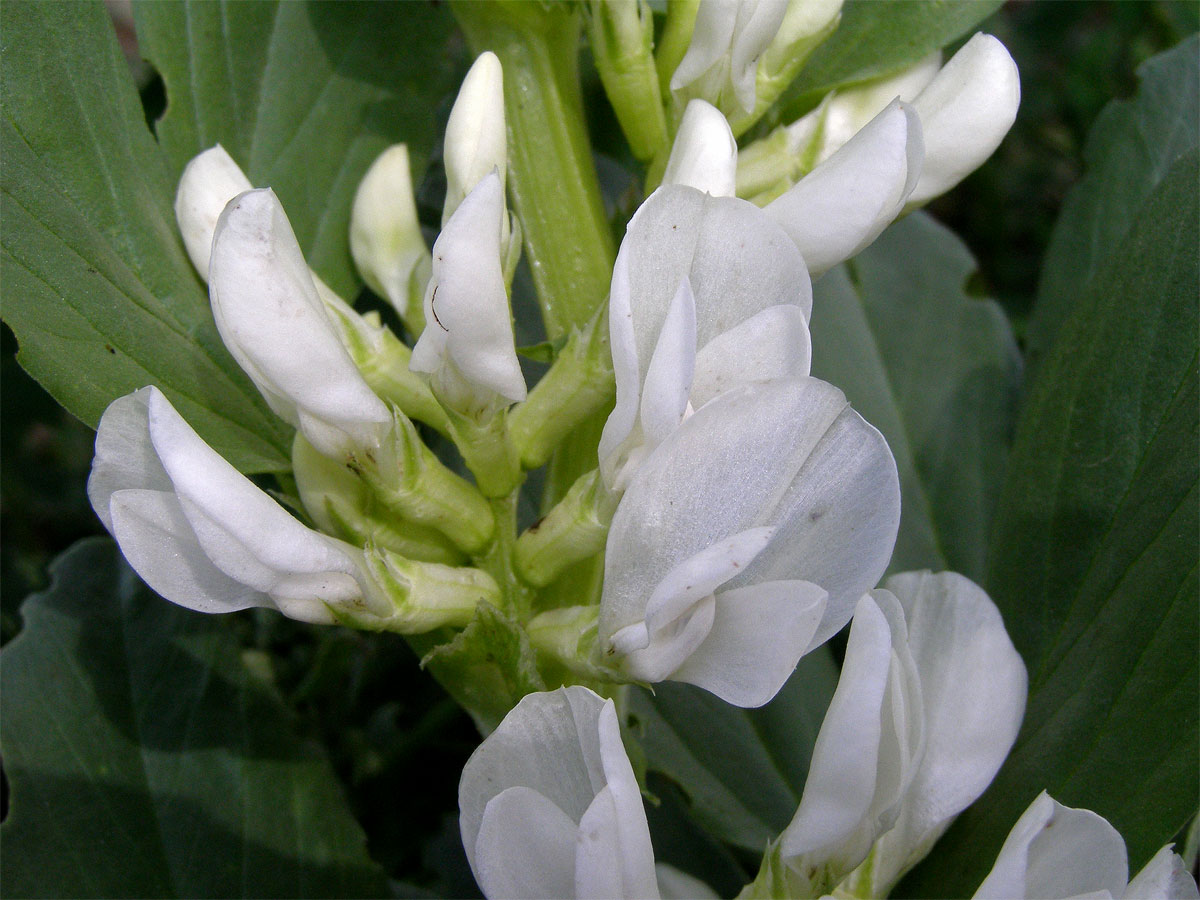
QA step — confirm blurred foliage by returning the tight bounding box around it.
[1,0,1194,891]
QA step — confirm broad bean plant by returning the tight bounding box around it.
[1,2,1197,899]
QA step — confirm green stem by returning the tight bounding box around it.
[452,1,616,340]
[586,0,669,162]
[472,491,532,622]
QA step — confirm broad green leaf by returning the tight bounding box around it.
[0,538,389,898]
[627,647,838,853]
[0,0,291,472]
[899,150,1199,898]
[1027,34,1199,378]
[133,0,459,297]
[810,213,1021,581]
[770,0,1004,126]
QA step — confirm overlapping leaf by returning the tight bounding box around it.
[0,538,390,898]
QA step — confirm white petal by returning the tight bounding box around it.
[728,0,789,112]
[145,389,363,597]
[867,571,1028,890]
[601,378,899,659]
[662,100,738,197]
[209,189,390,456]
[88,387,171,532]
[670,0,740,94]
[644,526,775,633]
[656,864,719,900]
[174,144,252,278]
[611,528,775,681]
[108,489,268,614]
[618,596,715,684]
[443,51,506,222]
[1125,845,1200,900]
[780,595,894,860]
[671,579,827,707]
[974,792,1128,900]
[598,228,644,488]
[460,687,615,874]
[475,786,578,900]
[690,304,811,408]
[349,144,427,314]
[639,279,697,452]
[411,172,526,408]
[813,53,941,164]
[908,34,1020,206]
[595,701,660,899]
[575,787,662,900]
[765,99,923,276]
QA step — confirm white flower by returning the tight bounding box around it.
[459,686,659,900]
[670,0,789,116]
[174,144,253,277]
[599,377,899,707]
[349,143,431,327]
[409,172,527,418]
[87,387,377,625]
[661,99,739,197]
[763,99,924,276]
[209,188,391,457]
[598,184,812,491]
[974,792,1199,900]
[770,572,1027,897]
[443,51,507,226]
[906,33,1020,207]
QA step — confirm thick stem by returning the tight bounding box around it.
[452,1,616,340]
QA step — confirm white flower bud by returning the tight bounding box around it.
[174,144,253,278]
[907,33,1020,206]
[410,172,526,419]
[349,143,430,325]
[670,0,788,116]
[662,99,738,197]
[209,188,391,457]
[444,51,507,226]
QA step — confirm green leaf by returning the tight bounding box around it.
[627,647,838,853]
[771,0,1004,125]
[810,212,1021,580]
[133,0,459,297]
[1027,35,1199,378]
[0,538,389,899]
[899,150,1199,898]
[0,0,292,472]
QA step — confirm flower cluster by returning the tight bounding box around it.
[84,3,1197,899]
